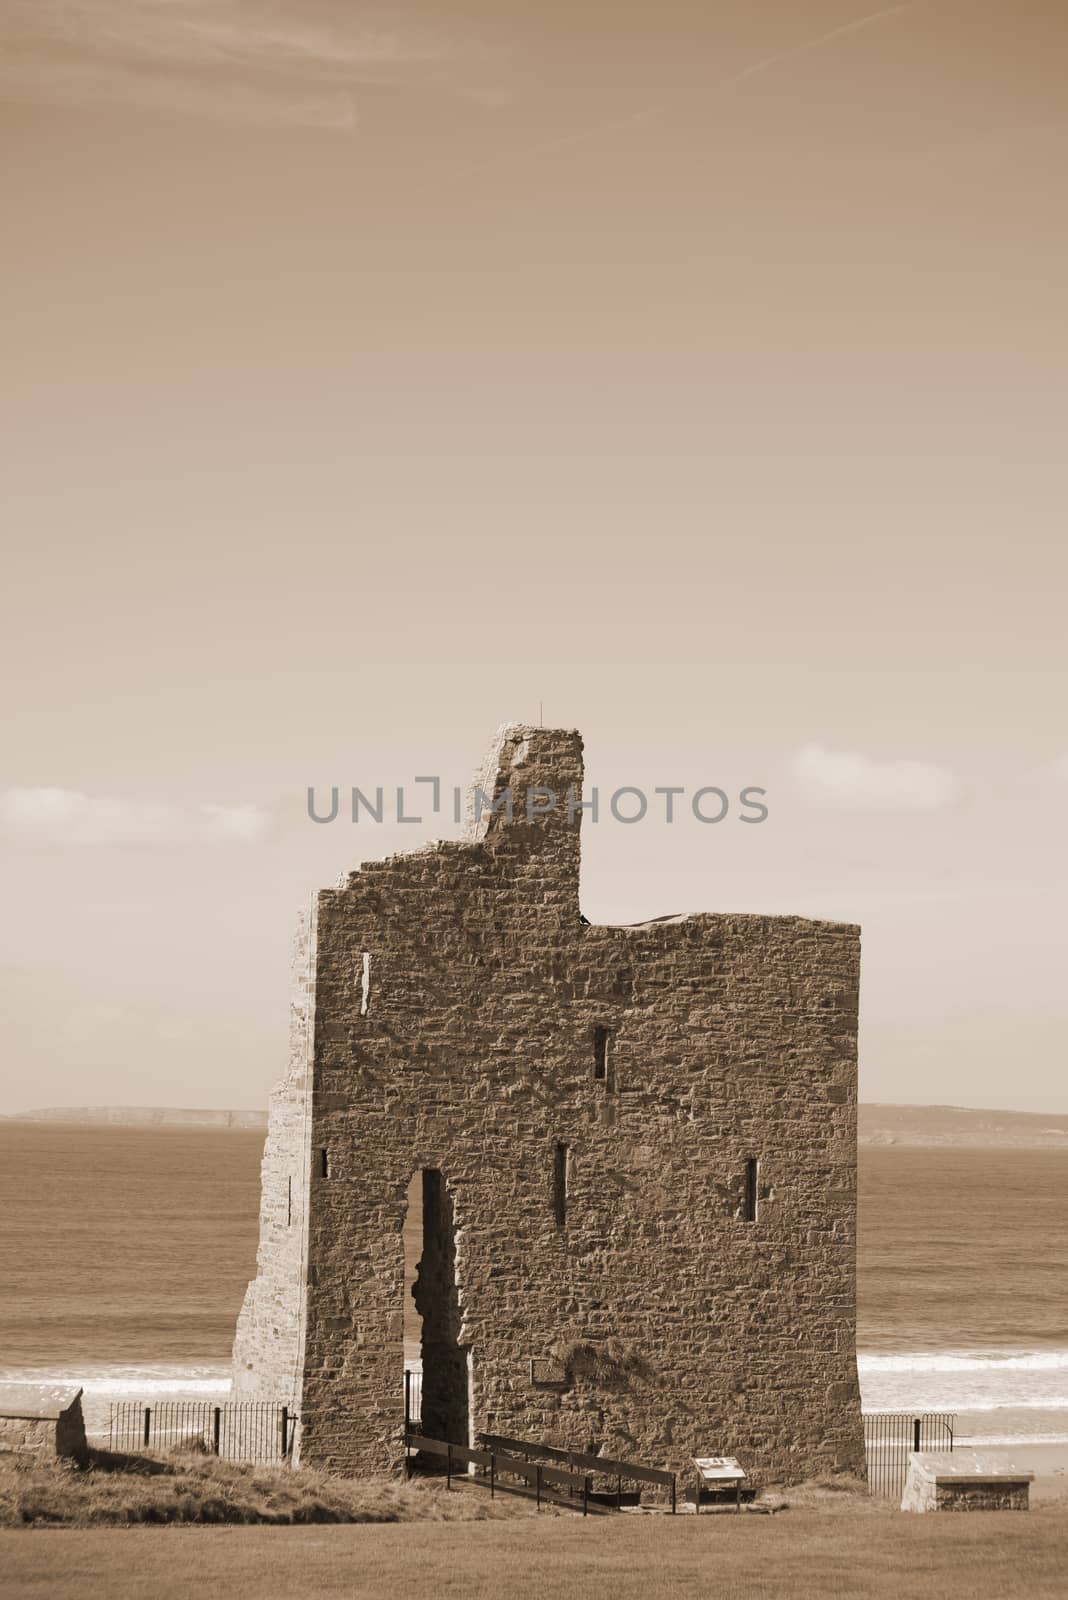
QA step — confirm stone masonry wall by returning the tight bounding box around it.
[0,1390,86,1460]
[0,1416,56,1454]
[235,725,865,1485]
[934,1481,1031,1512]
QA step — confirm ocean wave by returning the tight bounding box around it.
[0,1365,232,1396]
[876,1398,1068,1413]
[954,1434,1068,1447]
[858,1351,1068,1375]
[858,1349,1068,1419]
[75,1376,232,1396]
[866,1431,1068,1450]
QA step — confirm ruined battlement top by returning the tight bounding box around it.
[331,723,859,939]
[466,723,584,842]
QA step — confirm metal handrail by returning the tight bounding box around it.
[405,1431,592,1514]
[476,1430,676,1511]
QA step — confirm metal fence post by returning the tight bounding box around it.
[118,1400,299,1467]
[864,1412,957,1502]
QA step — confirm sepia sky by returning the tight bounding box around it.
[2,2,1066,1113]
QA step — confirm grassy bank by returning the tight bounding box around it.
[0,1448,535,1528]
[4,1509,1068,1600]
[5,1453,1064,1600]
[3,1445,883,1529]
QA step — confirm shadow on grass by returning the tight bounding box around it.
[76,1446,178,1478]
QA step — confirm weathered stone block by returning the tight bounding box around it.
[0,1389,87,1460]
[901,1451,1034,1512]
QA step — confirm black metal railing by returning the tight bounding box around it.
[403,1413,676,1516]
[108,1401,294,1464]
[863,1411,955,1500]
[405,1432,596,1513]
[476,1431,677,1512]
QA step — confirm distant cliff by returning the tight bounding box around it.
[859,1103,1068,1149]
[4,1106,268,1130]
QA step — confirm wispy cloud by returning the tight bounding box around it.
[793,744,960,812]
[444,3,925,188]
[721,3,923,91]
[0,2,481,129]
[1053,754,1068,783]
[1,787,271,846]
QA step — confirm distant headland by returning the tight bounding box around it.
[859,1102,1068,1149]
[2,1106,268,1130]
[3,1102,1067,1146]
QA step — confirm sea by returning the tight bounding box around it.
[1,1124,1066,1447]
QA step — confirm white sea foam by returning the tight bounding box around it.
[5,1352,1068,1443]
[78,1376,232,1396]
[894,1398,1068,1413]
[858,1351,1068,1375]
[858,1347,1068,1419]
[955,1434,1068,1447]
[0,1365,235,1440]
[0,1365,232,1397]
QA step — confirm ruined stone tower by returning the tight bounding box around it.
[233,725,865,1482]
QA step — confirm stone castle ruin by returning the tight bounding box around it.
[233,725,865,1483]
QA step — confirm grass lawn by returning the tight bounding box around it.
[3,1508,1067,1599]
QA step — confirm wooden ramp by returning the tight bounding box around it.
[404,1432,600,1513]
[405,1429,677,1515]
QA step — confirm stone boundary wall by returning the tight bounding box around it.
[0,1389,87,1459]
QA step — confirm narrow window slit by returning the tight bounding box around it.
[553,1142,569,1228]
[287,1175,293,1226]
[320,1148,330,1180]
[744,1158,759,1223]
[360,952,371,1016]
[593,1026,609,1082]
